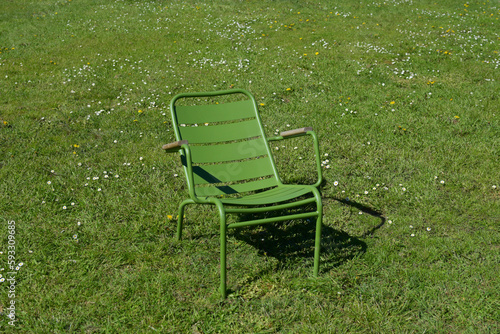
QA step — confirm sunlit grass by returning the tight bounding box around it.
[0,0,498,332]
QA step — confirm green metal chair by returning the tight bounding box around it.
[162,89,323,298]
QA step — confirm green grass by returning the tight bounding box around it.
[0,0,499,332]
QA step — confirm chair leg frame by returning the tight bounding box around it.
[215,202,227,299]
[313,188,323,277]
[176,199,196,241]
[174,191,323,299]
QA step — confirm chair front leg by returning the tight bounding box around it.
[313,189,323,277]
[213,201,228,299]
[313,213,322,277]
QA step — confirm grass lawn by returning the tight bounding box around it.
[0,0,499,332]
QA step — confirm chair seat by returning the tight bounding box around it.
[219,185,314,206]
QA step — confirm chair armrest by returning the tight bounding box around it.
[267,127,322,188]
[268,127,313,141]
[280,127,313,138]
[162,140,188,152]
[161,140,200,201]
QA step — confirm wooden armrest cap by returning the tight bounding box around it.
[162,140,188,150]
[280,127,313,137]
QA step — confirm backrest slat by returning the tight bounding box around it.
[171,89,280,198]
[178,120,261,144]
[192,157,274,185]
[175,100,256,124]
[189,138,268,164]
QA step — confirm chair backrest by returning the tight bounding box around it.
[170,89,280,198]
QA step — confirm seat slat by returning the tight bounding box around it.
[175,100,256,124]
[226,186,304,201]
[192,157,275,185]
[220,185,313,206]
[190,138,268,163]
[179,119,262,144]
[195,178,278,197]
[233,186,301,201]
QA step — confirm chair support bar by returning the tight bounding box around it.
[227,211,319,229]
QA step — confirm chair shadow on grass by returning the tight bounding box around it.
[229,196,385,278]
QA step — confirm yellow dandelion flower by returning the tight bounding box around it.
[138,110,143,113]
[390,101,395,105]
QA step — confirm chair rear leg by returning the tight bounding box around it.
[176,199,194,241]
